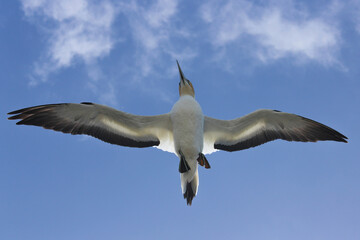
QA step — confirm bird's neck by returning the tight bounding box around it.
[179,92,195,98]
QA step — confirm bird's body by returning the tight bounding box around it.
[171,95,204,202]
[8,61,348,205]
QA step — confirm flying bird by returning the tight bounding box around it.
[8,61,347,205]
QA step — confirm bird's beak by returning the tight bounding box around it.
[176,60,186,85]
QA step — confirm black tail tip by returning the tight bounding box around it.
[183,182,195,206]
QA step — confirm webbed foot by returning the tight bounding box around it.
[178,150,191,173]
[197,153,210,169]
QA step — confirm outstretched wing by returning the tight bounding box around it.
[203,109,347,154]
[8,102,175,153]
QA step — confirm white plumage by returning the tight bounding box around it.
[171,95,204,197]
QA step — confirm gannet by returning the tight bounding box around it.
[8,61,347,205]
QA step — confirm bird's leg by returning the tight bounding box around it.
[178,150,191,173]
[197,153,211,169]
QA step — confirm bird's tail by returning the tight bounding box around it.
[181,169,199,206]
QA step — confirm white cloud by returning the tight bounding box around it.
[144,0,177,29]
[20,0,349,105]
[21,0,196,104]
[121,0,177,52]
[200,0,341,65]
[21,0,116,81]
[119,0,197,77]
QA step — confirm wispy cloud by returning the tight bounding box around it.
[200,0,341,65]
[21,0,196,105]
[20,0,352,105]
[21,0,117,83]
[119,0,197,77]
[111,0,198,104]
[352,0,360,34]
[84,63,118,106]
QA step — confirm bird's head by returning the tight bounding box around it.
[177,60,195,97]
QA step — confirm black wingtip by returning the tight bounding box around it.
[340,134,348,142]
[183,182,195,206]
[339,137,348,143]
[300,116,349,143]
[8,115,19,120]
[8,109,25,115]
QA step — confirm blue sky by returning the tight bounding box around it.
[1,0,359,239]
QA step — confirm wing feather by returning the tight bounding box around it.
[8,102,175,152]
[203,109,347,154]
